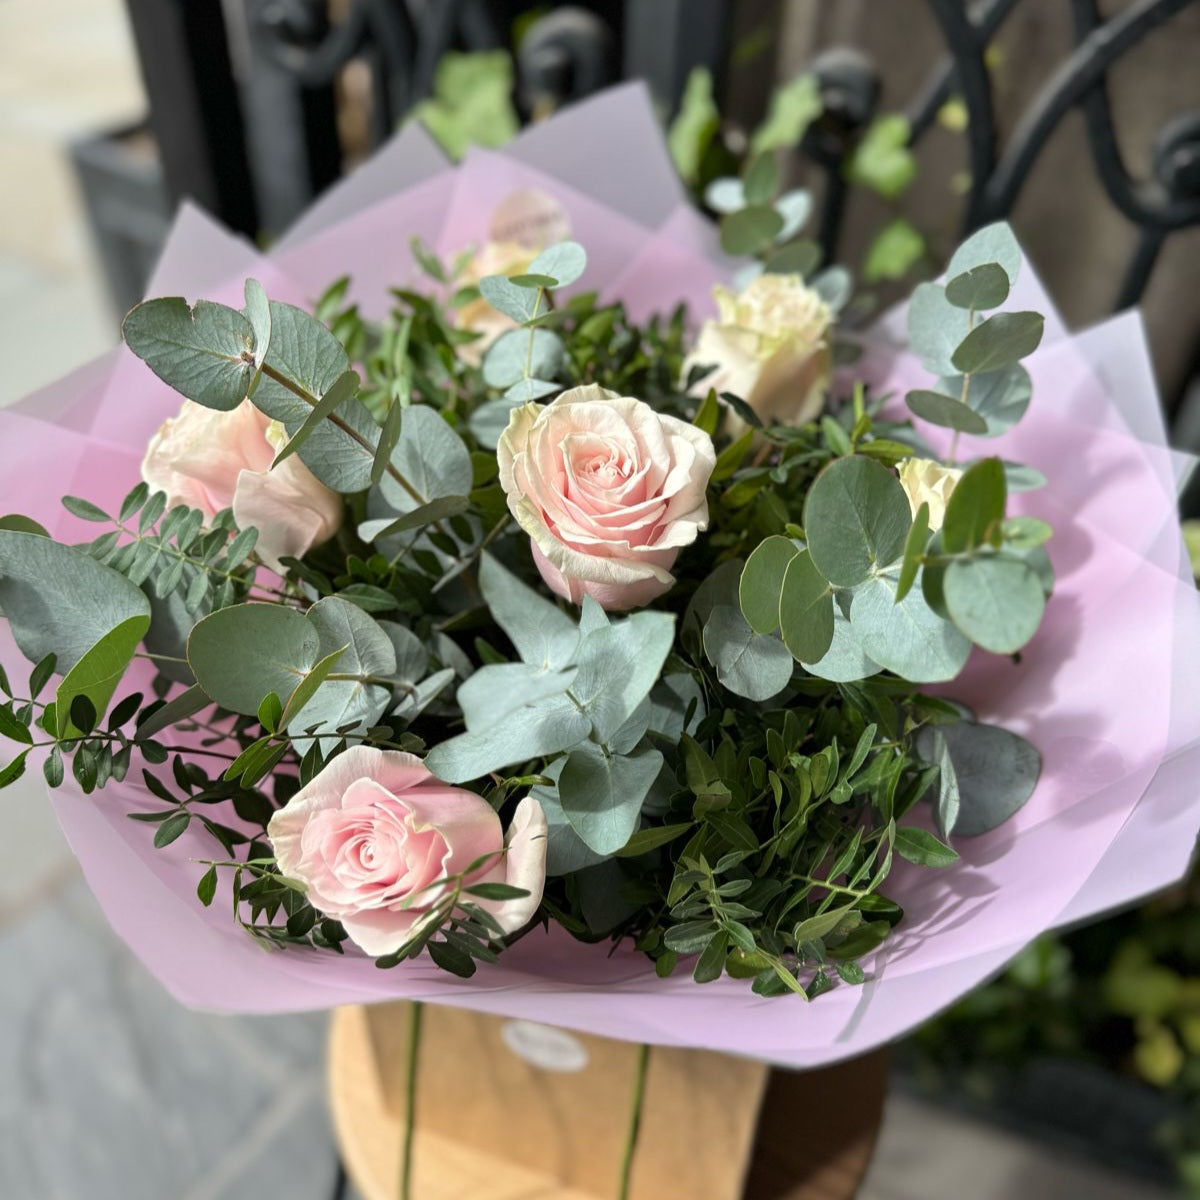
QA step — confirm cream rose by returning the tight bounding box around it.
[497,384,716,611]
[683,273,833,433]
[267,746,547,957]
[141,398,342,573]
[898,458,963,531]
[453,240,535,366]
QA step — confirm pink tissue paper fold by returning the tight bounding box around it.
[1,83,1197,1068]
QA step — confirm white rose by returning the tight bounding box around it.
[898,458,963,531]
[141,399,342,573]
[497,383,717,611]
[682,273,833,434]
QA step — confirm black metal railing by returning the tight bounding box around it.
[122,0,1200,312]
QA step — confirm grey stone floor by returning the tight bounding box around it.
[0,2,1171,1197]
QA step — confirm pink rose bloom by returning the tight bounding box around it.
[141,398,342,573]
[267,746,547,957]
[497,384,716,611]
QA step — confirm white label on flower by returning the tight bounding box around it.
[490,189,571,250]
[500,1020,589,1073]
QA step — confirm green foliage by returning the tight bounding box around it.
[863,217,926,283]
[122,297,255,411]
[804,456,912,588]
[720,205,785,256]
[846,115,917,199]
[412,51,519,159]
[0,209,1061,998]
[0,529,151,673]
[749,74,822,153]
[668,67,720,183]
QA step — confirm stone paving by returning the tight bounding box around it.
[0,2,1170,1197]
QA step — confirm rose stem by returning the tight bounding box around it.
[617,1043,651,1200]
[398,1001,424,1200]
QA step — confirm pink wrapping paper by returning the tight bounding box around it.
[2,84,1198,1067]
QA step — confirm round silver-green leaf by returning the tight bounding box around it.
[779,550,834,663]
[944,556,1045,654]
[187,603,321,715]
[804,456,912,587]
[849,574,971,683]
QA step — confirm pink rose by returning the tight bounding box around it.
[141,398,342,573]
[266,746,547,957]
[497,384,716,611]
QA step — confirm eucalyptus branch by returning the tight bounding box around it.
[257,361,427,508]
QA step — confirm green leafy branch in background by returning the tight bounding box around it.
[411,50,519,159]
[907,863,1200,1196]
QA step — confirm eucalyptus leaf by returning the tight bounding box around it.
[763,240,822,278]
[952,312,1044,375]
[528,241,587,288]
[457,661,577,732]
[779,551,835,663]
[810,266,853,312]
[774,189,813,240]
[379,622,429,682]
[946,222,1022,284]
[287,596,394,747]
[801,607,881,682]
[849,574,971,683]
[559,743,664,856]
[0,531,151,673]
[918,720,1040,835]
[720,205,785,256]
[572,611,676,742]
[742,152,778,205]
[187,603,321,715]
[533,761,608,876]
[423,699,590,782]
[379,404,472,515]
[944,263,1010,311]
[242,278,272,382]
[944,555,1045,654]
[468,397,521,449]
[482,328,563,390]
[504,377,560,402]
[938,364,1031,437]
[704,177,745,213]
[907,282,969,376]
[906,389,988,435]
[250,301,379,493]
[122,297,254,411]
[479,275,542,324]
[1001,460,1048,492]
[703,604,793,702]
[739,535,799,635]
[804,456,911,587]
[478,552,578,670]
[391,668,455,724]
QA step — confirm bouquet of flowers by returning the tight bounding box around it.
[1,84,1197,1066]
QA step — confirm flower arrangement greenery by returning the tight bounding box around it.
[0,174,1053,998]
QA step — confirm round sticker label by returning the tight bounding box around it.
[500,1020,590,1073]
